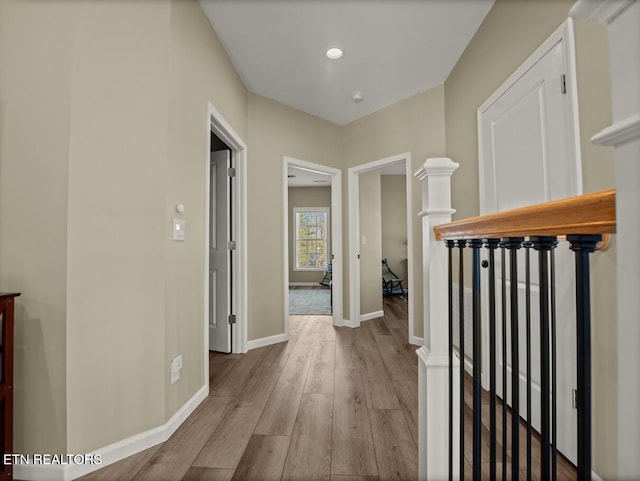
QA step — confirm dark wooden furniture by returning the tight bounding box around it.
[0,293,20,481]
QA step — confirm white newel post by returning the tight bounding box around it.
[415,157,460,481]
[570,1,640,478]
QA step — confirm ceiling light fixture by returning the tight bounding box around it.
[352,92,364,103]
[326,47,343,60]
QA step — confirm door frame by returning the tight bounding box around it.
[204,102,248,377]
[476,18,582,462]
[478,18,582,215]
[348,152,418,344]
[283,157,343,330]
[477,18,582,390]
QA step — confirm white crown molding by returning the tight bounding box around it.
[569,0,634,25]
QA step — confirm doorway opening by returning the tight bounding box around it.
[283,157,342,332]
[204,102,248,381]
[348,152,417,344]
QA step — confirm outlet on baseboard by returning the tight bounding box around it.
[170,354,182,384]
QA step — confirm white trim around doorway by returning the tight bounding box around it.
[348,152,418,344]
[204,102,248,377]
[284,157,343,332]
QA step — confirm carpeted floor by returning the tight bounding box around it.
[288,287,332,315]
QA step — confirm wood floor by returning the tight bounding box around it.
[75,294,578,481]
[78,296,417,481]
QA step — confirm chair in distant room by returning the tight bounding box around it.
[382,258,406,299]
[319,263,333,308]
[319,263,332,287]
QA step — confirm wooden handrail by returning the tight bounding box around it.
[434,189,616,241]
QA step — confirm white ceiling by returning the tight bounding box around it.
[288,165,331,187]
[199,0,494,126]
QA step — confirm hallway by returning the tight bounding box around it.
[78,296,417,481]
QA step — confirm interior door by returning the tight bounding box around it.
[479,37,580,463]
[209,149,232,353]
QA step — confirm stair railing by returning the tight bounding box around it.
[415,157,615,481]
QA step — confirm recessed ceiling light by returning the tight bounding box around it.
[352,92,364,103]
[326,48,343,60]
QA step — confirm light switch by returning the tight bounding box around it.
[173,218,185,241]
[361,235,367,245]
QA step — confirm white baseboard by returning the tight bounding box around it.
[246,333,288,350]
[288,282,322,287]
[409,335,424,346]
[360,310,384,322]
[14,385,208,481]
[341,318,360,328]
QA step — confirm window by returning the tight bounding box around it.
[294,207,330,271]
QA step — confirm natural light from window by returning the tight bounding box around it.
[294,207,330,271]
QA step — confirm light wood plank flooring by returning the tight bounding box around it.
[461,372,578,481]
[77,296,417,481]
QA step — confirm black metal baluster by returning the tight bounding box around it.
[458,240,466,481]
[550,247,558,481]
[568,235,601,481]
[531,236,557,480]
[504,238,523,480]
[524,241,532,481]
[470,239,483,481]
[447,240,455,481]
[486,239,500,481]
[500,244,507,481]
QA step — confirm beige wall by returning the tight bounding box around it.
[65,0,171,453]
[381,175,408,283]
[342,87,447,339]
[247,93,341,341]
[359,170,383,316]
[288,187,332,284]
[444,0,616,477]
[0,0,74,454]
[0,0,620,474]
[0,0,250,455]
[164,0,248,424]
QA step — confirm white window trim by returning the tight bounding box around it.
[293,206,330,272]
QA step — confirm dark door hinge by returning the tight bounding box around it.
[228,167,236,177]
[228,314,236,325]
[561,74,567,94]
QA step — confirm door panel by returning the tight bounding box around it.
[479,38,579,463]
[209,150,231,353]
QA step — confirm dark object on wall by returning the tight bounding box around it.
[0,292,20,481]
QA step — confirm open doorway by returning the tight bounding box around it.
[348,152,416,344]
[208,136,233,353]
[283,157,342,332]
[204,102,248,378]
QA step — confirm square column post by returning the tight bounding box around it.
[414,157,459,480]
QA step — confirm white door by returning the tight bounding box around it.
[479,27,580,463]
[209,149,233,353]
